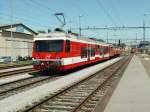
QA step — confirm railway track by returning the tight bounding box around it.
[22,56,131,112]
[0,74,61,100]
[0,67,33,78]
[0,63,32,70]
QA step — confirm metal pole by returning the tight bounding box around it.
[79,28,81,37]
[136,33,138,53]
[143,12,148,41]
[10,0,13,62]
[143,19,145,41]
[143,12,148,54]
[106,32,108,43]
[136,32,137,42]
[79,15,82,37]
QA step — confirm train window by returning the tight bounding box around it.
[91,48,96,57]
[97,45,100,52]
[81,47,87,58]
[99,47,108,54]
[104,47,108,53]
[35,40,64,52]
[99,47,104,55]
[66,40,70,52]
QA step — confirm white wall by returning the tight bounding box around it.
[0,36,33,60]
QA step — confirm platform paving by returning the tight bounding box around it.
[104,55,150,112]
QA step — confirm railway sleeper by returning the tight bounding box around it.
[84,103,96,108]
[58,96,85,99]
[53,98,81,103]
[62,93,89,97]
[80,106,94,111]
[41,105,73,111]
[47,101,78,106]
[34,108,70,112]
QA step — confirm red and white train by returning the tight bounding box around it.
[32,31,121,72]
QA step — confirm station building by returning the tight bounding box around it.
[0,23,37,60]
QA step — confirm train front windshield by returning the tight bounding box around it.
[35,40,64,52]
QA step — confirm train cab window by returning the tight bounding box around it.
[35,40,64,52]
[65,40,70,52]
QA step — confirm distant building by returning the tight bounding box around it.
[0,23,37,60]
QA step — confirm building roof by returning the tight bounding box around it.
[0,23,37,35]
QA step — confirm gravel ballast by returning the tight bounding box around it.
[0,57,122,112]
[0,73,33,85]
[0,65,32,74]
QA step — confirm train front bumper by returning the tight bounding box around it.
[32,59,61,71]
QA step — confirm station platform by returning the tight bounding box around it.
[104,55,150,112]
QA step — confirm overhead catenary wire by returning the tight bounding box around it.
[0,0,54,30]
[19,1,53,19]
[109,0,124,26]
[0,12,50,28]
[96,0,117,27]
[69,0,88,16]
[28,0,56,13]
[28,0,90,32]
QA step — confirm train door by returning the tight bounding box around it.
[65,40,70,57]
[99,46,104,58]
[104,46,109,58]
[87,44,91,60]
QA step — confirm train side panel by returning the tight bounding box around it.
[32,34,120,72]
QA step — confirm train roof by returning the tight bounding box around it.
[35,32,110,46]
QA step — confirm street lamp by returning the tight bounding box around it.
[106,32,108,43]
[79,15,83,37]
[10,0,13,62]
[143,12,148,54]
[143,12,148,41]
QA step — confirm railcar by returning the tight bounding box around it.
[32,31,120,72]
[130,48,136,53]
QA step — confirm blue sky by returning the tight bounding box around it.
[0,0,150,41]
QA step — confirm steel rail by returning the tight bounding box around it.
[72,56,131,112]
[23,56,131,112]
[0,75,60,100]
[0,68,33,78]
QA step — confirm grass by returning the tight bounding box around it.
[0,60,32,69]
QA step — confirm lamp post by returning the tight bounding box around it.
[106,32,108,43]
[10,0,13,62]
[143,12,148,41]
[143,12,148,54]
[79,15,83,37]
